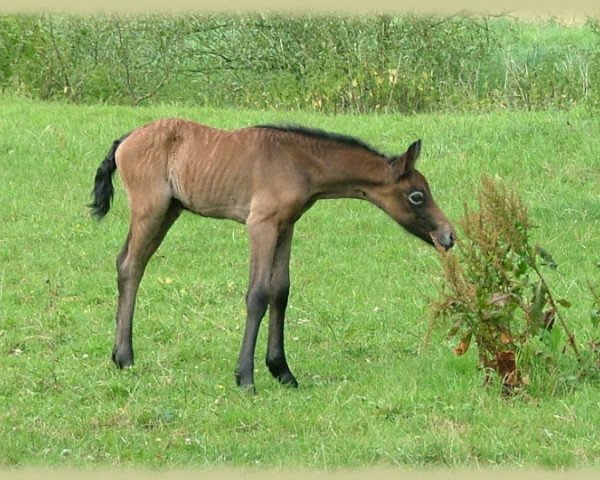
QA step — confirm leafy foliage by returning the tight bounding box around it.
[0,13,599,112]
[431,177,595,395]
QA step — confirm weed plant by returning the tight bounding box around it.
[431,177,599,396]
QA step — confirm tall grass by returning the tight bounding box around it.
[1,14,599,112]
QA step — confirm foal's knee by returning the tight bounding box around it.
[271,284,290,309]
[245,285,269,318]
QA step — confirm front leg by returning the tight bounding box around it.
[265,226,298,387]
[235,218,279,390]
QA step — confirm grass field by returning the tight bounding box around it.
[0,95,599,469]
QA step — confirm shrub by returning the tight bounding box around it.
[1,13,598,112]
[430,177,597,396]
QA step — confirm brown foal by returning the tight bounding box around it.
[90,118,455,390]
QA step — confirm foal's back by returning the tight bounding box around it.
[116,118,308,224]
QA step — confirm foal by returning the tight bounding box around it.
[90,119,455,389]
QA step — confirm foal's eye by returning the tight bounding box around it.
[408,190,425,206]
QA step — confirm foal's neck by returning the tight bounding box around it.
[310,146,392,200]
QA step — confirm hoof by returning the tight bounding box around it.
[277,372,299,388]
[234,368,256,393]
[112,347,134,369]
[266,359,298,388]
[239,383,257,395]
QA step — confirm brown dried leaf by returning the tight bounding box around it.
[496,350,523,394]
[496,350,517,378]
[453,332,472,356]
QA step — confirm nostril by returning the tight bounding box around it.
[431,229,456,250]
[444,230,456,250]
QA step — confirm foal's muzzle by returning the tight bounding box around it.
[431,228,456,251]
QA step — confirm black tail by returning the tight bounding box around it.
[89,134,129,219]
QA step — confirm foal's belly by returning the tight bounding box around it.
[187,199,250,223]
[171,167,252,224]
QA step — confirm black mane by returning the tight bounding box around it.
[255,124,393,161]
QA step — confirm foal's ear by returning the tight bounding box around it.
[405,139,421,171]
[390,139,422,180]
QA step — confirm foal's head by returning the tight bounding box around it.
[380,140,455,251]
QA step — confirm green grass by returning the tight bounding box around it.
[0,95,599,469]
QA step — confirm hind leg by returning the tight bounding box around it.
[112,199,182,368]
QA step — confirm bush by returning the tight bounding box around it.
[430,177,599,396]
[1,13,599,112]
